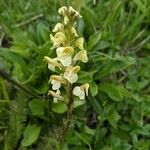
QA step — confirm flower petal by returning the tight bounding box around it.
[81,83,89,96]
[58,6,68,16]
[48,90,63,100]
[75,37,84,49]
[59,56,72,66]
[73,50,88,63]
[44,56,62,71]
[52,23,64,32]
[73,86,85,99]
[51,80,61,90]
[56,46,74,57]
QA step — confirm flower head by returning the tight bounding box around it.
[56,46,74,66]
[73,83,89,100]
[52,23,64,32]
[45,6,89,104]
[64,66,80,83]
[44,56,62,71]
[49,75,67,90]
[48,90,63,103]
[50,32,67,47]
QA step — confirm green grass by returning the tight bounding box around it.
[0,0,150,149]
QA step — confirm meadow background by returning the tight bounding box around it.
[0,0,150,149]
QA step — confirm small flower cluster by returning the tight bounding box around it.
[44,6,89,103]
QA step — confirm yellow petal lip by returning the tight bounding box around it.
[66,65,80,73]
[50,75,66,84]
[73,50,88,63]
[44,56,63,70]
[72,66,80,73]
[75,37,84,49]
[57,46,74,57]
[80,83,89,96]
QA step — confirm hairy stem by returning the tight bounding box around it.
[60,87,74,142]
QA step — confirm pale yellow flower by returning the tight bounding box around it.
[73,50,88,63]
[50,32,66,47]
[68,6,82,18]
[56,46,74,66]
[75,37,84,49]
[73,83,89,100]
[44,56,62,71]
[49,75,66,90]
[58,6,68,16]
[48,90,63,103]
[64,66,80,83]
[52,23,64,32]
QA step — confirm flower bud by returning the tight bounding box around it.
[52,23,64,32]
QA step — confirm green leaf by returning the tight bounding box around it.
[33,81,49,94]
[87,31,102,51]
[77,71,93,84]
[29,99,48,116]
[74,98,85,108]
[88,95,102,114]
[21,124,41,147]
[90,82,98,96]
[99,84,122,101]
[51,102,67,114]
[99,84,130,101]
[107,108,120,128]
[0,48,27,71]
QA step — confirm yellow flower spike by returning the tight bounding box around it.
[49,75,67,90]
[52,23,64,32]
[73,83,89,100]
[64,66,80,84]
[56,46,74,67]
[48,90,63,103]
[75,37,84,49]
[58,6,68,16]
[73,50,88,63]
[44,56,62,71]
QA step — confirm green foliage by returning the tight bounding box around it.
[21,124,41,147]
[0,0,150,149]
